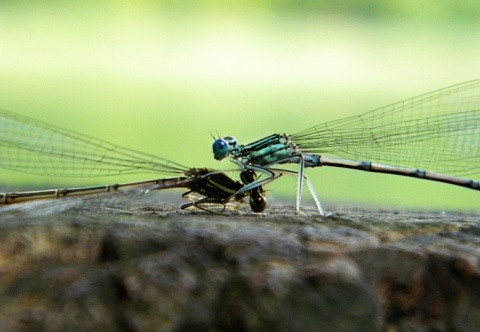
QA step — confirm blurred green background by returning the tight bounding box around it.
[1,1,479,211]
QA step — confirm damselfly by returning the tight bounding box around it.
[212,79,480,214]
[0,109,276,213]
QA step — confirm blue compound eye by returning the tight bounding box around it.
[212,139,230,160]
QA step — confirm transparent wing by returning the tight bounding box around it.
[0,109,187,177]
[293,79,480,177]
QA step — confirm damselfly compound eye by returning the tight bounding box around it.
[212,136,238,160]
[212,139,230,160]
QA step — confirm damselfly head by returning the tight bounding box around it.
[212,136,238,160]
[249,193,266,213]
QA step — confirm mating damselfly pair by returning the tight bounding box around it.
[2,79,480,215]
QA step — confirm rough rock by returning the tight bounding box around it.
[0,200,479,331]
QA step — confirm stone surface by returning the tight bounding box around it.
[0,199,480,331]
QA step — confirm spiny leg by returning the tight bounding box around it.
[263,155,325,215]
